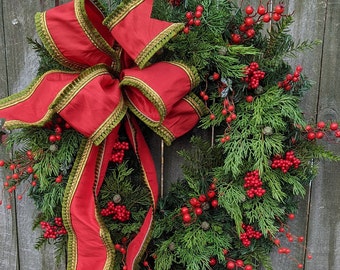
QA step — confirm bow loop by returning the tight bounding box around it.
[120,61,199,127]
[104,0,184,68]
[35,0,118,71]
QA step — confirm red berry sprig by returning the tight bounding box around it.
[183,5,204,34]
[242,62,266,90]
[271,150,301,173]
[101,201,131,222]
[240,223,263,247]
[304,121,340,141]
[111,141,129,164]
[273,214,313,269]
[230,2,287,44]
[278,65,303,91]
[40,217,67,239]
[243,170,266,198]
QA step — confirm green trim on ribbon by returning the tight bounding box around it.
[74,0,120,71]
[62,138,90,270]
[120,76,166,127]
[103,0,143,30]
[35,12,88,71]
[135,23,184,69]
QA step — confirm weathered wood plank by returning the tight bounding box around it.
[305,0,340,269]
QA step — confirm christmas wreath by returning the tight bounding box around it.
[0,0,339,270]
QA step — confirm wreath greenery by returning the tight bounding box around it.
[1,0,340,269]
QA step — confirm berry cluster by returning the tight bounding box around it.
[278,65,303,91]
[40,217,67,239]
[180,182,218,224]
[44,116,71,144]
[230,2,286,44]
[111,141,129,164]
[271,150,301,173]
[305,121,340,141]
[183,5,204,34]
[100,201,131,222]
[243,170,266,198]
[240,223,263,247]
[242,62,266,89]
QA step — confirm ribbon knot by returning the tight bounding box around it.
[0,0,207,269]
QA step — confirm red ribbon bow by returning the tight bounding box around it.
[0,0,206,269]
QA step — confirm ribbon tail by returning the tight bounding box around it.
[62,126,120,270]
[0,71,78,130]
[124,114,158,269]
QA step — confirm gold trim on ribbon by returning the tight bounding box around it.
[94,139,115,270]
[168,62,200,90]
[103,0,143,30]
[121,76,166,127]
[35,12,88,71]
[183,92,209,117]
[62,139,92,270]
[74,0,120,72]
[135,23,184,68]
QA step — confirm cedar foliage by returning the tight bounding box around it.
[1,0,340,270]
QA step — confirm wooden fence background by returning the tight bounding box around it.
[0,0,339,269]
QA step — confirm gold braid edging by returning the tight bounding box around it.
[103,0,143,30]
[74,0,120,71]
[34,12,87,71]
[94,140,115,270]
[135,23,184,69]
[121,76,166,127]
[62,139,91,270]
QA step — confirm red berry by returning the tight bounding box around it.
[17,195,23,200]
[246,28,256,38]
[315,131,324,139]
[288,213,295,220]
[209,257,217,266]
[143,261,148,267]
[195,10,202,18]
[297,263,303,269]
[231,33,242,44]
[226,261,235,269]
[335,130,340,137]
[49,135,57,143]
[307,254,313,260]
[185,11,193,19]
[194,207,203,215]
[210,199,218,208]
[257,5,266,15]
[182,213,191,223]
[244,265,253,270]
[209,114,215,120]
[330,122,338,130]
[236,259,244,267]
[245,5,254,15]
[272,12,281,21]
[0,160,5,167]
[307,132,316,140]
[274,4,285,14]
[262,13,271,22]
[246,95,254,102]
[196,5,204,12]
[194,19,201,26]
[244,17,254,26]
[317,121,326,129]
[183,26,190,34]
[212,72,220,80]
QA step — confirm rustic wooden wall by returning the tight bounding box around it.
[0,0,339,269]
